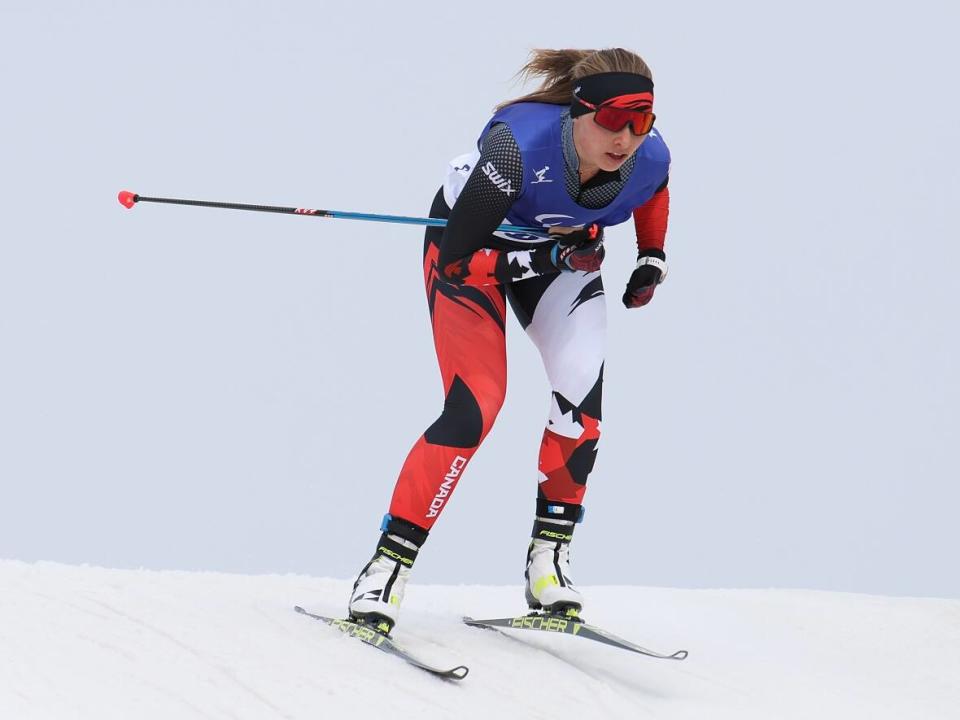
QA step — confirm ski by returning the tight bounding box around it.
[294,606,469,680]
[464,612,688,661]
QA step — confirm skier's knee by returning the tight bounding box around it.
[424,375,504,448]
[550,366,603,423]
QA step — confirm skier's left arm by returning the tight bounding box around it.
[622,177,670,309]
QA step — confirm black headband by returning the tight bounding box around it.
[570,72,655,118]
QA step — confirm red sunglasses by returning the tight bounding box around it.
[574,95,656,136]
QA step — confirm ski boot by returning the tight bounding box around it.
[349,515,428,634]
[524,499,585,618]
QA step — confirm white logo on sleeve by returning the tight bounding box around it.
[481,161,515,196]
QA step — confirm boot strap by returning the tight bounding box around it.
[535,498,584,524]
[531,518,575,543]
[380,514,429,547]
[376,533,419,567]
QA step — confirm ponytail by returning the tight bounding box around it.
[496,48,653,111]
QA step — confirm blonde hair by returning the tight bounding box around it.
[496,48,653,111]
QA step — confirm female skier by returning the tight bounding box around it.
[348,48,671,632]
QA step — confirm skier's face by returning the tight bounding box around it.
[573,114,648,174]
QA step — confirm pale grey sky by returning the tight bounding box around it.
[1,0,958,598]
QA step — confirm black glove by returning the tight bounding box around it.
[622,248,668,308]
[549,224,605,272]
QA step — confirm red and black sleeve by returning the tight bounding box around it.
[632,178,670,254]
[437,124,555,287]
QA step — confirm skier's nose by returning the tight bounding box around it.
[612,126,632,149]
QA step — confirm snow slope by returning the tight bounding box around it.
[1,560,958,720]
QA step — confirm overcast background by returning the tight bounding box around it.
[1,0,957,599]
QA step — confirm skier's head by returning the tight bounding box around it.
[497,48,654,110]
[498,48,656,173]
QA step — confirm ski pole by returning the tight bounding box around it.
[117,190,551,237]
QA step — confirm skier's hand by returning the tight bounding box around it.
[549,224,605,273]
[622,248,668,308]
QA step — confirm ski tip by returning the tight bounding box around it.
[450,665,470,680]
[670,650,689,660]
[118,190,138,209]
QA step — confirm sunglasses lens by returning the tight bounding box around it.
[593,106,630,132]
[594,107,655,135]
[632,112,655,135]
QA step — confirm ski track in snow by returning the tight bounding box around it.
[83,596,290,718]
[1,560,959,720]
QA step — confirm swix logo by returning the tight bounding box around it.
[532,166,552,184]
[481,161,515,195]
[426,455,468,518]
[294,208,319,215]
[454,163,472,173]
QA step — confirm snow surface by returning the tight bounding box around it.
[1,560,958,720]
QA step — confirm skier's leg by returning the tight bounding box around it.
[349,190,507,629]
[388,191,508,529]
[506,269,606,613]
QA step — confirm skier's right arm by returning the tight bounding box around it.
[437,124,563,286]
